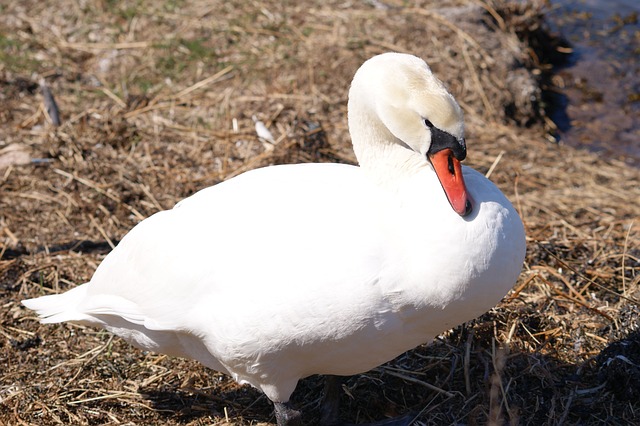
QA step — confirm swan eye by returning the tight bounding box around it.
[424,119,434,128]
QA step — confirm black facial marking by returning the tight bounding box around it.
[424,119,434,128]
[426,125,466,160]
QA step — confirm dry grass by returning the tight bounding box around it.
[1,0,639,425]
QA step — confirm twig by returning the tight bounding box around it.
[506,273,537,302]
[554,291,614,321]
[53,169,145,221]
[100,86,127,109]
[622,220,634,295]
[123,66,235,119]
[539,244,640,305]
[380,367,457,398]
[472,0,506,31]
[138,184,164,212]
[67,390,141,405]
[89,215,116,250]
[172,65,234,102]
[461,43,495,117]
[124,67,235,120]
[58,41,151,51]
[408,8,495,65]
[485,150,505,179]
[513,173,525,231]
[533,265,587,302]
[122,65,234,119]
[66,335,115,385]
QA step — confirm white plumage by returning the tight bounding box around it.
[23,53,526,425]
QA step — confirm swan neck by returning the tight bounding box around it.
[348,99,426,184]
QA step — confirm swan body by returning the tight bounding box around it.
[23,53,526,424]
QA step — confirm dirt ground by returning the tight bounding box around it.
[1,0,639,425]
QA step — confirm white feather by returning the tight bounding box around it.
[253,115,275,146]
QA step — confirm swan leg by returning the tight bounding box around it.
[320,375,344,425]
[320,375,416,426]
[274,401,302,426]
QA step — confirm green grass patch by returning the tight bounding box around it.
[151,37,218,78]
[0,34,41,73]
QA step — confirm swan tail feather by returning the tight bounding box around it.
[22,284,95,324]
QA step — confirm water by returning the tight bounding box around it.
[546,0,640,166]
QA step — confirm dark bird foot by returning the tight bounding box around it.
[319,375,417,426]
[274,401,302,426]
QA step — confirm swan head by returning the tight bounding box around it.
[348,53,472,217]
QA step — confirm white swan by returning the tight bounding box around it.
[23,53,526,425]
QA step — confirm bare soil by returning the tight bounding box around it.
[1,0,639,425]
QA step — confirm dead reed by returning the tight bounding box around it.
[1,0,638,424]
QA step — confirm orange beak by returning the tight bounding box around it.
[428,148,473,216]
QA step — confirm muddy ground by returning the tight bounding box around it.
[1,0,639,425]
